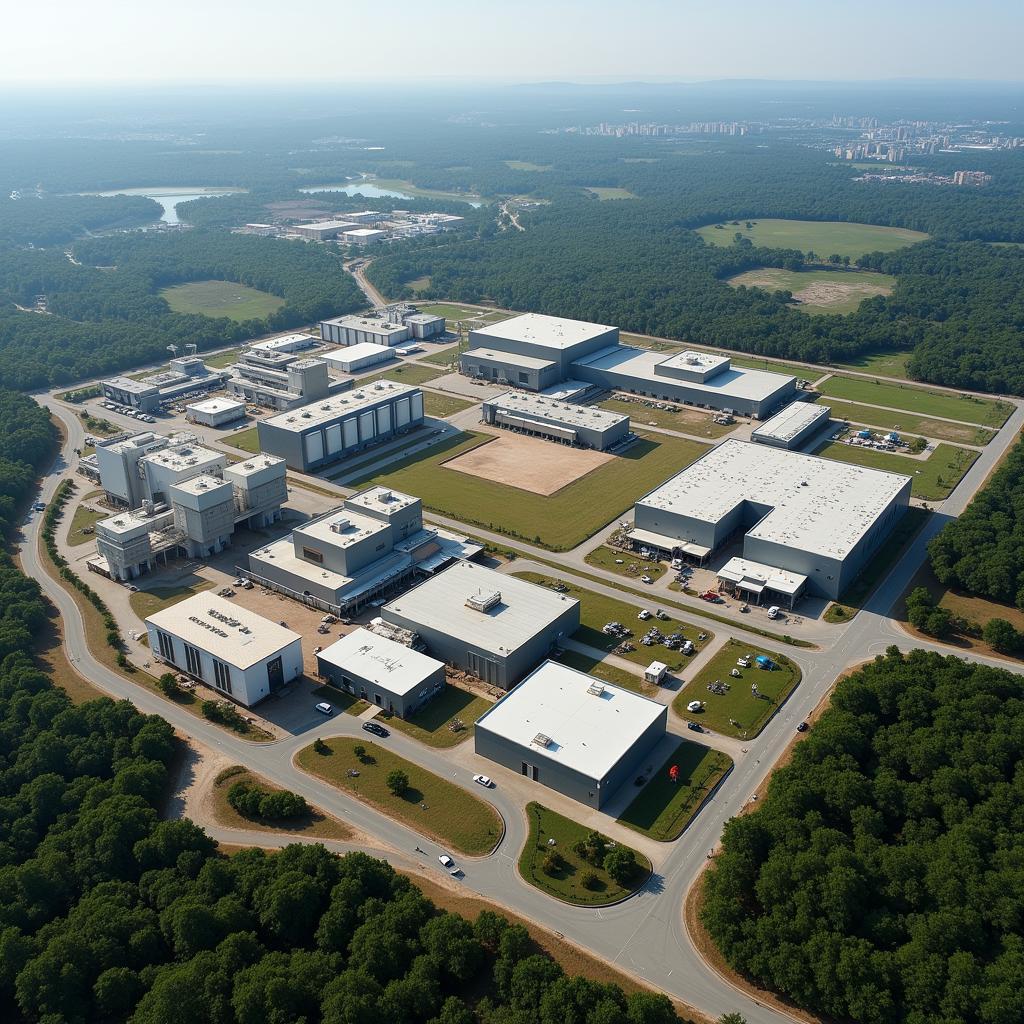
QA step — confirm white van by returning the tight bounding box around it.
[767,606,780,620]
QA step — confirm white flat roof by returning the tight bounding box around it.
[660,350,730,375]
[321,315,408,335]
[637,439,911,560]
[142,443,224,472]
[317,628,443,696]
[472,312,616,351]
[187,397,246,415]
[171,474,232,497]
[262,380,419,432]
[321,342,396,365]
[250,536,353,590]
[346,485,419,515]
[146,593,301,670]
[298,220,359,231]
[343,228,386,238]
[475,660,664,781]
[718,556,807,596]
[250,333,315,352]
[574,345,793,404]
[298,507,389,550]
[225,454,285,478]
[383,561,578,654]
[488,391,628,431]
[752,401,831,444]
[465,348,557,371]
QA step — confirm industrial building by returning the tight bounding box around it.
[403,313,446,339]
[632,439,911,601]
[102,352,231,412]
[316,628,447,717]
[91,454,287,580]
[291,220,360,240]
[342,228,386,245]
[226,348,350,412]
[474,660,667,809]
[248,333,318,356]
[256,381,424,472]
[320,343,397,374]
[146,593,303,707]
[186,397,247,428]
[381,561,580,688]
[481,391,630,451]
[248,485,481,614]
[320,315,412,348]
[751,401,831,450]
[459,312,796,419]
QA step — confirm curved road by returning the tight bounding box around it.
[24,396,1024,1024]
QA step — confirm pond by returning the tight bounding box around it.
[78,186,244,224]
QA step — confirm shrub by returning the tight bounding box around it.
[579,869,600,891]
[313,737,330,755]
[983,617,1020,653]
[353,744,366,761]
[386,769,409,797]
[541,850,564,876]
[603,847,637,886]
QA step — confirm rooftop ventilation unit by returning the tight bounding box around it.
[466,589,501,613]
[330,518,350,533]
[532,733,553,748]
[586,682,606,697]
[379,490,393,502]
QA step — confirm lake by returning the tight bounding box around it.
[80,186,244,224]
[299,182,482,207]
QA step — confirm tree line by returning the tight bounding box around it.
[0,195,162,247]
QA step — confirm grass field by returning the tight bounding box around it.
[598,397,737,438]
[817,375,1012,426]
[673,639,799,738]
[549,649,649,693]
[129,580,214,620]
[817,398,996,445]
[424,392,475,418]
[518,803,651,906]
[726,267,896,315]
[513,571,711,674]
[203,346,246,369]
[67,503,106,546]
[348,430,708,551]
[505,160,553,171]
[696,218,929,258]
[831,349,912,379]
[617,741,732,842]
[225,426,260,453]
[160,279,285,321]
[585,187,638,200]
[814,439,979,500]
[422,340,469,367]
[296,738,503,855]
[382,686,492,748]
[361,363,447,387]
[583,545,667,583]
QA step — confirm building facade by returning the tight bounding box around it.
[481,391,629,450]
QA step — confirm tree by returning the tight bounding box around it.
[983,617,1020,652]
[541,850,564,876]
[387,769,410,797]
[603,847,637,886]
[579,869,600,891]
[158,672,179,698]
[353,744,367,761]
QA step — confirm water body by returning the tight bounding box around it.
[80,186,244,224]
[299,182,482,208]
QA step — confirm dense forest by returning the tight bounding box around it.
[0,195,162,247]
[928,435,1024,607]
[701,647,1024,1024]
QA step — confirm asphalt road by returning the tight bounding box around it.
[25,395,1024,1024]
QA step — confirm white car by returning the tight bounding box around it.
[314,702,334,716]
[638,609,652,620]
[473,774,493,788]
[767,605,781,619]
[640,575,654,584]
[687,700,704,713]
[438,854,455,869]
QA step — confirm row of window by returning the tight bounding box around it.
[155,630,232,695]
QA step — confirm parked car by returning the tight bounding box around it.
[315,702,334,716]
[767,605,781,619]
[796,721,809,733]
[362,721,389,738]
[686,721,703,732]
[640,575,654,584]
[638,609,652,621]
[438,854,462,875]
[473,774,493,788]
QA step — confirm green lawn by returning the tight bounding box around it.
[817,375,1012,427]
[814,439,978,501]
[513,571,711,673]
[549,649,651,694]
[129,580,215,620]
[310,681,371,716]
[584,545,667,583]
[424,392,475,418]
[159,280,285,321]
[817,398,996,446]
[225,426,261,453]
[323,429,434,481]
[296,738,503,856]
[382,686,493,748]
[518,803,651,907]
[598,397,737,439]
[696,218,929,258]
[422,340,469,367]
[348,430,708,551]
[831,349,912,379]
[360,363,447,387]
[673,639,800,738]
[203,347,246,369]
[617,741,733,842]
[584,187,638,200]
[726,267,896,315]
[67,503,106,546]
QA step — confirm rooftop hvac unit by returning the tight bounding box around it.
[586,682,606,697]
[533,733,553,748]
[378,490,393,502]
[466,589,501,613]
[330,518,350,533]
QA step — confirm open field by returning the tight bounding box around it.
[129,579,215,620]
[817,375,1012,426]
[831,349,912,379]
[514,571,710,674]
[296,738,503,855]
[361,363,447,387]
[696,218,929,258]
[518,803,651,906]
[550,649,649,693]
[159,279,285,321]
[726,267,896,315]
[617,741,733,842]
[598,397,737,439]
[67,502,106,546]
[225,426,260,453]
[423,392,474,418]
[584,186,638,200]
[203,346,246,369]
[673,639,800,738]
[348,429,708,550]
[584,544,667,582]
[382,685,492,748]
[814,439,978,501]
[817,398,996,445]
[422,340,469,366]
[445,432,612,496]
[505,160,553,171]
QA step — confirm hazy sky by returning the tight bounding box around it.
[4,0,1023,84]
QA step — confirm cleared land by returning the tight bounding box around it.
[598,397,737,439]
[348,429,708,550]
[817,397,996,445]
[617,741,733,842]
[696,218,929,258]
[518,802,651,906]
[814,439,979,501]
[423,392,474,418]
[382,685,492,748]
[160,279,285,321]
[550,649,648,693]
[726,267,895,315]
[361,363,447,387]
[505,160,553,171]
[296,738,503,855]
[817,375,1012,426]
[673,639,800,738]
[203,346,246,369]
[445,432,613,497]
[584,187,638,200]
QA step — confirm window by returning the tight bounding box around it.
[183,644,203,679]
[375,543,386,551]
[302,547,324,564]
[156,630,175,663]
[213,659,233,695]
[518,372,528,384]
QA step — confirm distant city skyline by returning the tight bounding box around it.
[3,0,1024,85]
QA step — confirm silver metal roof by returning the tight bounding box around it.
[751,401,831,443]
[317,628,443,696]
[472,312,616,351]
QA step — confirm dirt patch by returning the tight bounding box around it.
[443,432,612,496]
[793,280,891,307]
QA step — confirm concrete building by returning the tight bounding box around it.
[320,315,412,348]
[632,439,911,601]
[256,380,424,472]
[291,220,360,240]
[101,376,161,412]
[139,443,227,505]
[248,485,481,614]
[381,561,580,688]
[716,556,808,608]
[248,333,318,356]
[226,349,346,412]
[751,401,831,450]
[474,660,667,809]
[342,228,387,245]
[102,355,229,411]
[146,593,303,707]
[94,431,183,508]
[403,313,446,339]
[320,343,397,374]
[186,397,247,428]
[344,211,383,224]
[316,627,447,717]
[481,391,630,450]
